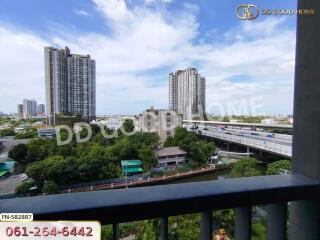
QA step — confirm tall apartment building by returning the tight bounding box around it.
[37,104,45,115]
[44,46,96,125]
[17,104,23,115]
[169,67,206,120]
[22,99,37,119]
[16,104,23,120]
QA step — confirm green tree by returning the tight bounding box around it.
[266,160,291,175]
[25,144,49,163]
[26,156,75,186]
[15,181,35,195]
[43,180,58,194]
[8,143,28,163]
[169,214,200,240]
[136,220,158,240]
[129,132,160,149]
[138,146,156,171]
[122,119,135,133]
[188,141,214,167]
[78,144,120,180]
[164,127,216,167]
[0,128,15,137]
[90,123,101,136]
[230,157,261,178]
[14,130,36,139]
[222,116,230,122]
[101,225,113,240]
[164,135,175,147]
[252,223,266,240]
[213,209,235,235]
[110,137,137,160]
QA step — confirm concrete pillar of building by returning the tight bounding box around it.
[289,0,320,239]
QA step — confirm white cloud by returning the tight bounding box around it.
[93,0,134,23]
[183,3,199,14]
[73,9,90,16]
[201,18,295,115]
[0,26,48,113]
[144,0,173,5]
[0,0,296,115]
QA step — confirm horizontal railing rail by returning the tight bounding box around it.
[0,174,319,225]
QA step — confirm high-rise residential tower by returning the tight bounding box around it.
[17,104,23,115]
[22,99,37,119]
[169,67,206,120]
[16,104,23,120]
[37,104,45,115]
[44,46,96,125]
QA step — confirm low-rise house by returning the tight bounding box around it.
[38,128,56,138]
[0,161,15,179]
[155,147,186,167]
[121,160,143,176]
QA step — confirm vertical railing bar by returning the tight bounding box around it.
[200,211,213,240]
[235,206,252,240]
[160,217,168,240]
[267,202,287,240]
[112,223,119,240]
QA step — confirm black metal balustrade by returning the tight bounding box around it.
[0,174,319,239]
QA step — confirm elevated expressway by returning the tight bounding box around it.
[184,120,292,158]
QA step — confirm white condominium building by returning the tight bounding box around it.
[22,99,37,119]
[169,67,206,120]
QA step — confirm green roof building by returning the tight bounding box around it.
[121,160,143,176]
[0,161,15,178]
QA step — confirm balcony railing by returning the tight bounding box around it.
[0,174,319,239]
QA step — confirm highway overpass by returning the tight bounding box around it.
[183,120,293,130]
[185,124,292,159]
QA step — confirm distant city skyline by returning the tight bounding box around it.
[0,0,297,115]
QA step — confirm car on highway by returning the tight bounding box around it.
[267,133,275,138]
[250,132,259,136]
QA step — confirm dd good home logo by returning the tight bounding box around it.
[236,4,259,20]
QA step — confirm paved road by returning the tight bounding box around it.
[0,136,31,196]
[0,173,28,195]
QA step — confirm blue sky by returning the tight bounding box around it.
[0,0,297,115]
